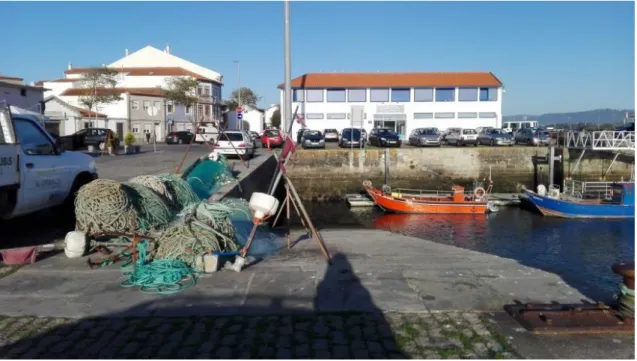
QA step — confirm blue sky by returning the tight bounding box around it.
[1,1,634,115]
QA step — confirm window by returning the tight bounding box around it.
[186,106,192,114]
[143,101,150,111]
[327,113,346,119]
[305,113,324,119]
[370,89,389,102]
[479,88,498,101]
[391,88,410,102]
[348,89,366,102]
[306,89,324,102]
[435,88,455,102]
[197,104,204,115]
[462,129,477,135]
[458,112,478,118]
[479,112,496,118]
[205,105,210,116]
[131,101,139,110]
[154,101,161,111]
[434,112,455,119]
[414,113,433,119]
[292,89,304,102]
[14,119,55,155]
[167,103,174,113]
[458,88,478,102]
[326,89,346,102]
[219,132,244,142]
[414,88,434,102]
[204,87,210,96]
[197,86,203,95]
[132,123,140,133]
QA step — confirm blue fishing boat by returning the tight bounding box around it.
[523,183,635,219]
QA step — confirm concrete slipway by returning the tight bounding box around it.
[0,153,632,359]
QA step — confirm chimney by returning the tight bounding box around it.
[68,62,72,70]
[165,44,170,54]
[125,49,129,56]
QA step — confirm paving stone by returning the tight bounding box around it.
[312,339,329,351]
[157,342,179,357]
[295,322,310,331]
[258,345,276,358]
[353,348,370,359]
[221,334,237,345]
[279,325,294,335]
[348,326,363,338]
[215,346,234,358]
[137,347,156,358]
[277,336,293,348]
[367,340,384,353]
[120,342,141,355]
[331,330,348,345]
[294,332,310,343]
[295,344,310,358]
[176,346,196,358]
[198,341,216,353]
[315,350,331,359]
[388,351,405,359]
[228,324,243,333]
[333,345,350,358]
[275,347,292,359]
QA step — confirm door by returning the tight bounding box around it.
[13,118,69,212]
[396,121,406,140]
[116,122,124,139]
[154,123,161,143]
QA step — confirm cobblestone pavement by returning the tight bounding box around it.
[0,311,518,359]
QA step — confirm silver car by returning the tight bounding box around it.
[477,128,514,146]
[446,128,479,146]
[409,128,442,147]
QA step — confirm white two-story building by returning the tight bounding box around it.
[39,45,223,141]
[278,72,503,138]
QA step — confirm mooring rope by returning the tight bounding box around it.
[617,284,635,318]
[121,240,197,295]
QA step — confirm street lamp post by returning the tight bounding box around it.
[233,60,241,131]
[283,0,292,134]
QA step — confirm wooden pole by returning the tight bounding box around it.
[384,147,390,186]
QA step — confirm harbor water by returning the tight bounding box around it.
[292,201,635,303]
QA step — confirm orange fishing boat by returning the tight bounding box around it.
[362,180,497,214]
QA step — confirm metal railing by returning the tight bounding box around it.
[564,180,633,200]
[565,130,635,150]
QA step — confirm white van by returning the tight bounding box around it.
[195,125,218,144]
[502,121,539,134]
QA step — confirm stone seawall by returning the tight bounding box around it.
[287,147,634,199]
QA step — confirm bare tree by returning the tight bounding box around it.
[78,68,122,132]
[162,77,200,131]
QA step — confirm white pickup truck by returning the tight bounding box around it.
[0,105,98,220]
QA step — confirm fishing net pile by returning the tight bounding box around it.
[185,155,237,199]
[129,173,200,209]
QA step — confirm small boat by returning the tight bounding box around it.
[522,182,635,218]
[362,180,497,214]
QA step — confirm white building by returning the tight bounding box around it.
[38,45,224,140]
[0,74,46,112]
[225,105,265,133]
[264,104,280,129]
[278,72,503,138]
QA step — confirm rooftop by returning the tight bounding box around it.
[60,87,165,98]
[277,72,503,89]
[64,67,216,82]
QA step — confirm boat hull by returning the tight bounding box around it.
[522,190,635,219]
[364,186,488,214]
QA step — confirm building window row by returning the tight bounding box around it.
[292,87,498,103]
[414,112,497,119]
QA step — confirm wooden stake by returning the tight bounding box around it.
[286,183,291,250]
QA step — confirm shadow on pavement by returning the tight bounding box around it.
[0,253,406,359]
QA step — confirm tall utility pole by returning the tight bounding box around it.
[283,0,292,134]
[233,60,241,131]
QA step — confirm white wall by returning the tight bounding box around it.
[226,109,264,133]
[264,105,279,127]
[0,84,45,110]
[280,87,503,137]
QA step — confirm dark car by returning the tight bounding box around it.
[514,128,551,146]
[59,127,117,151]
[616,123,635,132]
[165,131,195,144]
[296,128,310,144]
[338,128,364,148]
[368,128,402,147]
[301,130,325,149]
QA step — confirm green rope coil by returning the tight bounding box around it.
[155,173,199,209]
[121,240,196,295]
[618,284,635,318]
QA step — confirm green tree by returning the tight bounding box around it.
[224,87,261,110]
[162,77,200,126]
[270,109,281,129]
[78,67,122,126]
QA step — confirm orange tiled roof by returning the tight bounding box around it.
[75,107,107,118]
[64,67,215,82]
[277,72,503,89]
[0,74,23,81]
[60,87,165,97]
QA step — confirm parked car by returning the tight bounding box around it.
[261,129,284,148]
[296,128,310,144]
[165,131,195,144]
[446,128,479,146]
[339,128,364,148]
[323,128,339,142]
[408,128,441,147]
[340,128,367,143]
[368,128,402,147]
[300,130,325,149]
[616,123,635,132]
[477,128,514,146]
[59,127,118,151]
[441,127,461,144]
[514,128,551,146]
[215,130,256,158]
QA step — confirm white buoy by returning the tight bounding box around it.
[249,192,280,221]
[207,150,220,162]
[64,231,88,258]
[537,184,547,196]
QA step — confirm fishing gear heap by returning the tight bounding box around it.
[62,152,273,294]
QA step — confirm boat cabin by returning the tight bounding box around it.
[610,183,635,205]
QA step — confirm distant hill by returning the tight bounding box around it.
[503,109,634,125]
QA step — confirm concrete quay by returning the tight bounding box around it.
[0,229,633,359]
